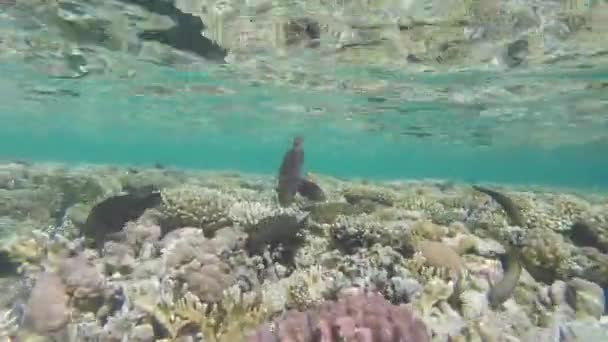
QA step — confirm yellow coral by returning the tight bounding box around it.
[173,288,270,342]
[285,265,329,310]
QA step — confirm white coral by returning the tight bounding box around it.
[227,200,275,226]
[0,308,17,338]
[460,289,489,320]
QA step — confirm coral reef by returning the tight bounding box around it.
[247,289,430,342]
[1,161,607,341]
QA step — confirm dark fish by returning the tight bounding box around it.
[245,214,308,260]
[297,178,326,202]
[82,190,162,249]
[277,136,305,207]
[487,249,522,309]
[473,185,525,227]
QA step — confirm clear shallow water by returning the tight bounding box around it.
[1,47,608,190]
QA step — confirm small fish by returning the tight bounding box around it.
[487,249,522,309]
[473,185,525,227]
[276,136,326,206]
[82,190,162,249]
[277,136,305,207]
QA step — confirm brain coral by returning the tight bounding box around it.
[247,290,430,342]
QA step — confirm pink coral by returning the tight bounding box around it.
[248,290,430,342]
[23,272,71,335]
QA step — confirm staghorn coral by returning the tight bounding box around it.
[248,289,430,342]
[159,185,235,234]
[173,287,271,342]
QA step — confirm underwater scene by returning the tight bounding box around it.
[1,0,608,341]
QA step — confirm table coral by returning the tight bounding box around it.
[159,185,235,234]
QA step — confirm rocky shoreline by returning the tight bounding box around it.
[0,160,606,340]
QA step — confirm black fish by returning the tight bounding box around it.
[297,178,326,202]
[277,136,305,207]
[245,213,308,265]
[82,190,162,249]
[473,185,525,227]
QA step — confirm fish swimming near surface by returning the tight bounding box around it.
[487,248,522,309]
[82,189,162,249]
[473,185,525,227]
[276,136,326,206]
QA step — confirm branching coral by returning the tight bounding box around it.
[174,288,270,342]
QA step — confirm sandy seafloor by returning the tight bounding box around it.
[0,161,607,342]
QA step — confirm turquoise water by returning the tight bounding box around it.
[2,46,608,190]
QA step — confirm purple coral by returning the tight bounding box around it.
[248,290,430,342]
